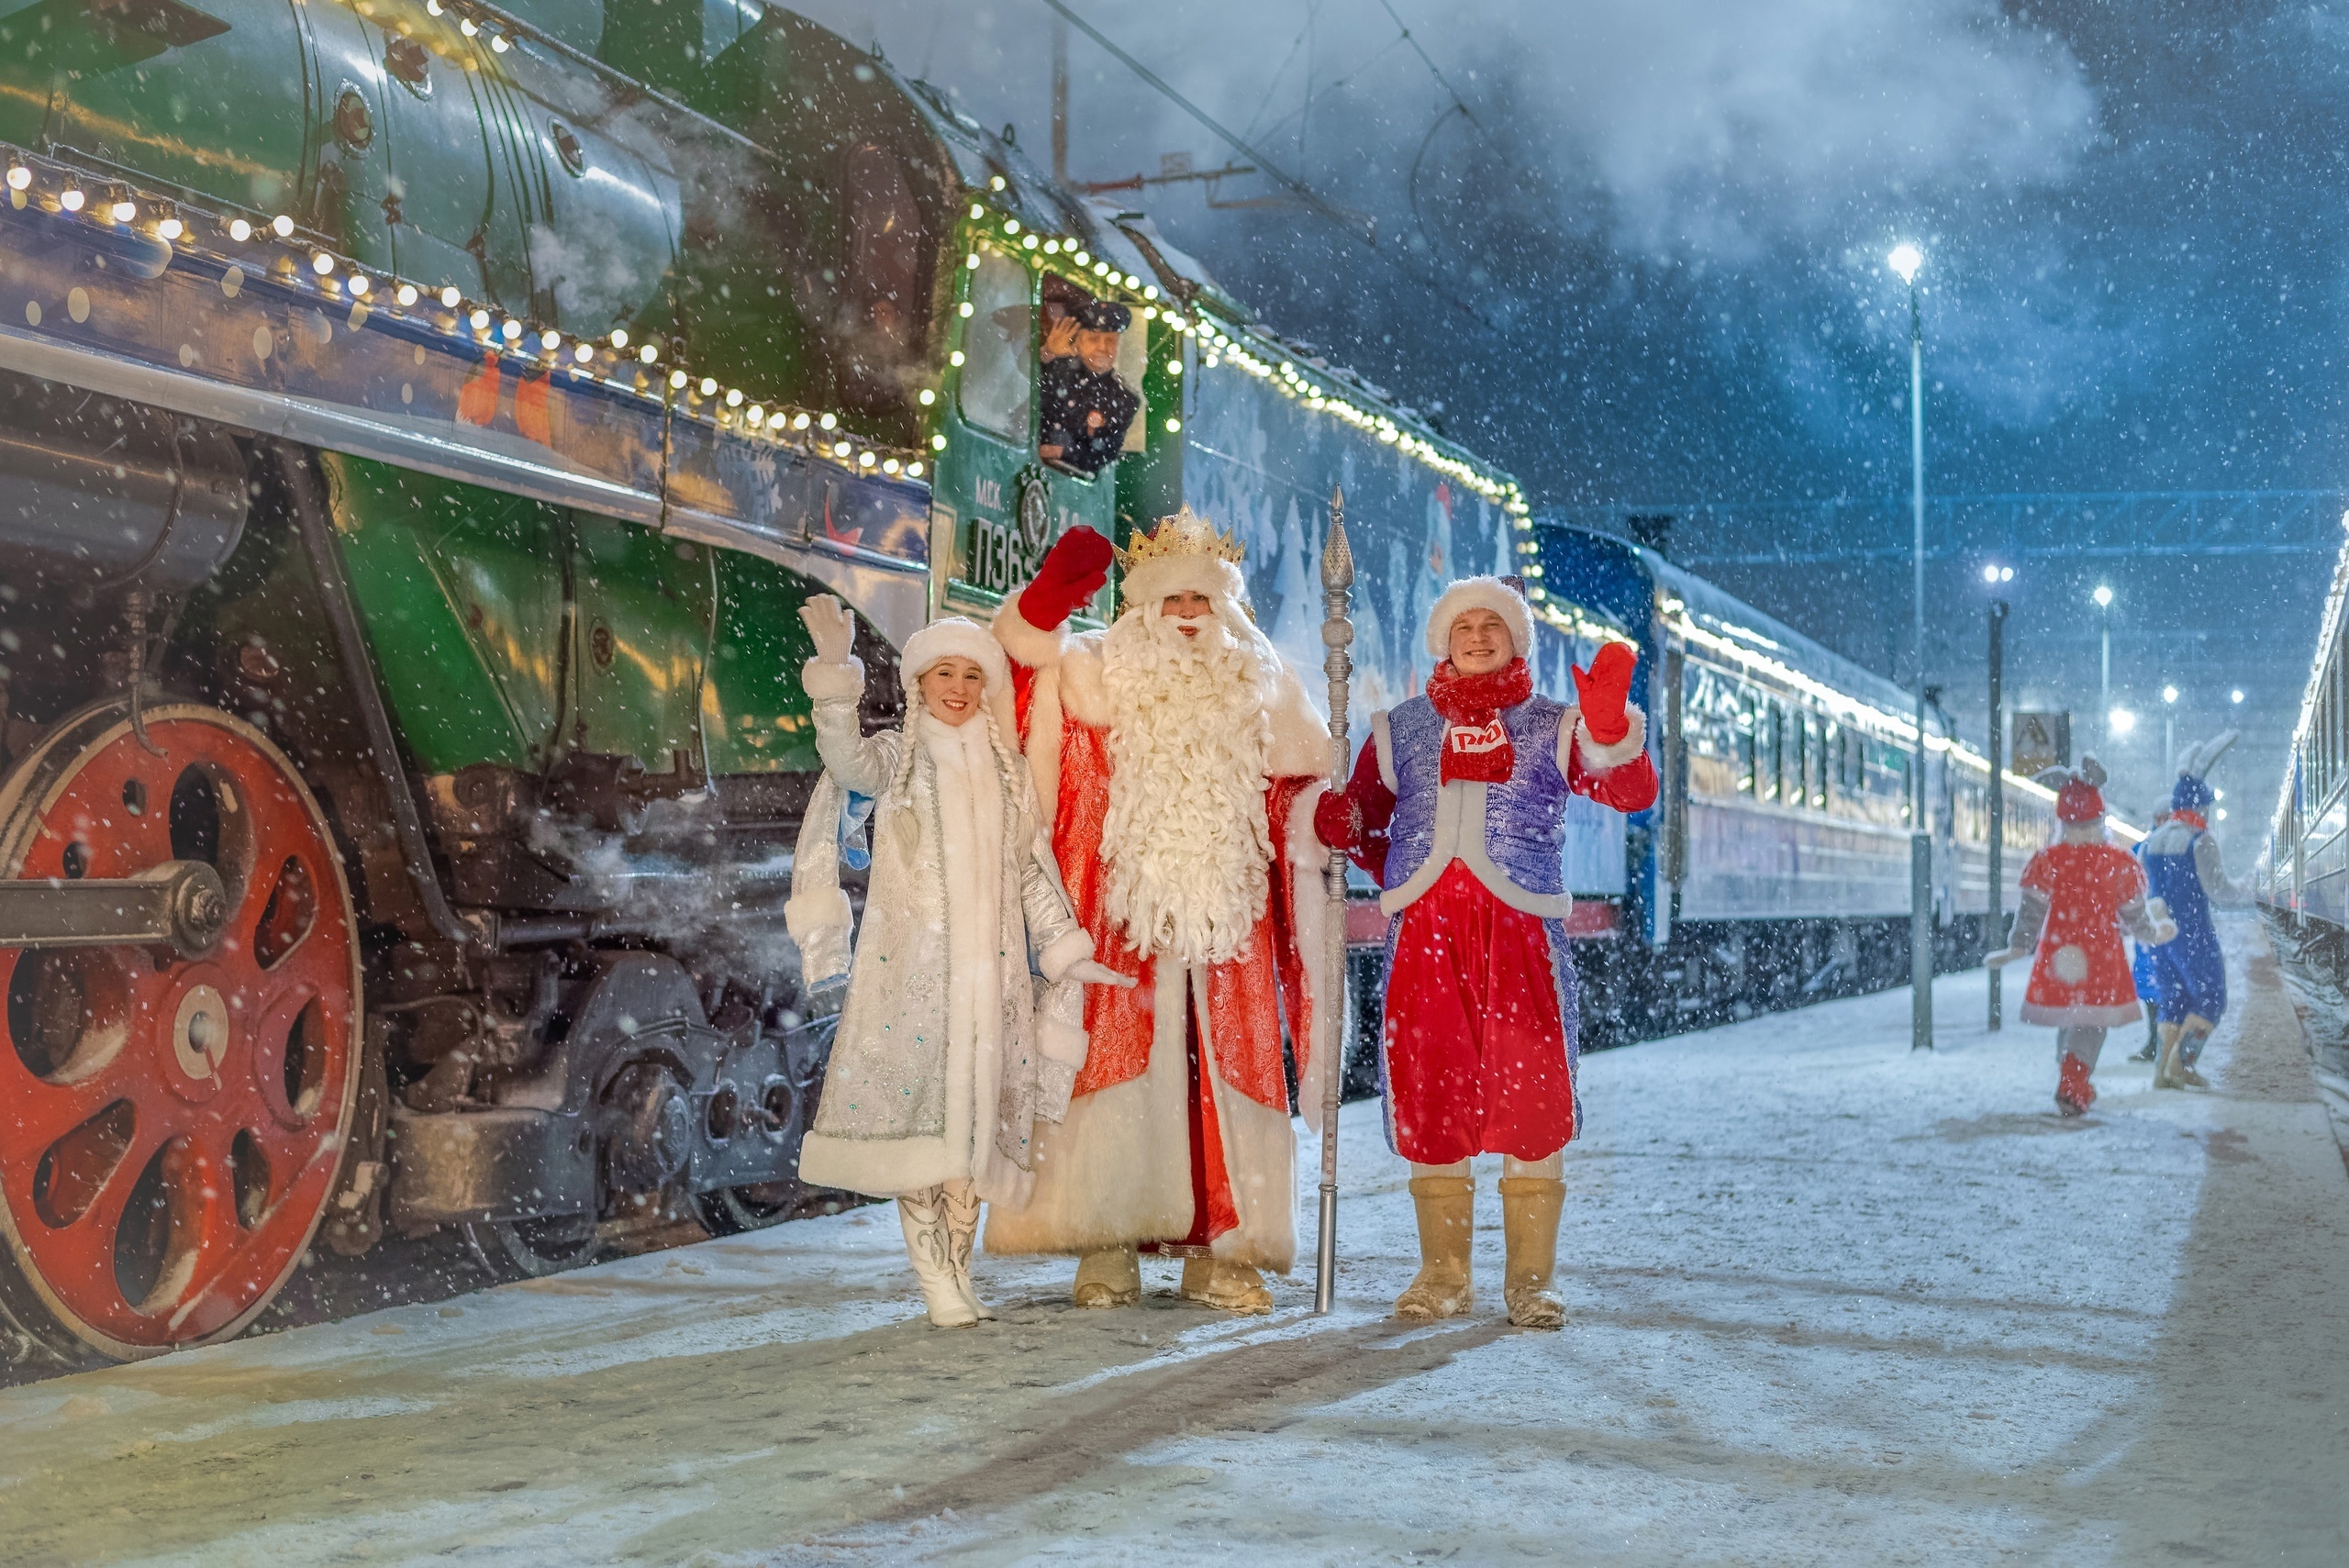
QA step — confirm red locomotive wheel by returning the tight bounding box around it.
[0,703,360,1360]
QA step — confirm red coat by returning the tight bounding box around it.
[2018,840,2148,1028]
[979,598,1332,1273]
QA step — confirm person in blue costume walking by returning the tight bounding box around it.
[2142,733,2252,1090]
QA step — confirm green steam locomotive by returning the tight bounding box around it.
[0,0,1531,1366]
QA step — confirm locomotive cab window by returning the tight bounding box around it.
[1037,274,1142,479]
[958,252,1033,441]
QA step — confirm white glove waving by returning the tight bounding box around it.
[799,594,856,665]
[1067,957,1138,989]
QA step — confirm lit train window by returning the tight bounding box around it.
[959,252,1033,441]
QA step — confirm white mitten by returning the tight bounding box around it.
[798,593,856,664]
[1067,957,1137,989]
[2146,896,2171,926]
[2151,918,2179,945]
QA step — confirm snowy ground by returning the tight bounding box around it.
[3,912,2346,1566]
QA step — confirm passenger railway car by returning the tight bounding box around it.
[2258,520,2349,929]
[1522,524,2100,1036]
[0,0,1531,1365]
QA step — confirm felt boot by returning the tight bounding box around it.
[1072,1244,1141,1309]
[898,1187,978,1328]
[2131,1014,2159,1062]
[2056,1051,2097,1116]
[1394,1174,1475,1321]
[1180,1257,1275,1314]
[939,1180,994,1321]
[1497,1175,1566,1329]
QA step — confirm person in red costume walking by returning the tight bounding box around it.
[984,512,1335,1314]
[1987,758,2177,1117]
[1317,577,1656,1327]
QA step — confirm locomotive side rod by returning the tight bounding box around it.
[0,860,227,956]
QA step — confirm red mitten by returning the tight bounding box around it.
[1313,790,1360,852]
[1016,526,1114,631]
[1573,641,1638,746]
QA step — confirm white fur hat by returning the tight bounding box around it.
[899,616,1009,698]
[1425,576,1533,661]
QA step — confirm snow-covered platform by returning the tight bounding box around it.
[4,912,2346,1566]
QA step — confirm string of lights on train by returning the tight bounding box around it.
[0,160,1542,560]
[0,147,933,482]
[956,189,1538,559]
[2271,511,2349,836]
[1654,595,2129,829]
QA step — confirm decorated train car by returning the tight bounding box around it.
[0,0,1533,1366]
[1526,523,2108,1035]
[2257,519,2349,931]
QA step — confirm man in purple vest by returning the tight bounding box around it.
[1317,577,1656,1327]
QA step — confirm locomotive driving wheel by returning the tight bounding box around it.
[0,702,360,1362]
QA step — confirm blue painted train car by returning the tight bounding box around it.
[1524,522,2102,1038]
[2258,524,2349,927]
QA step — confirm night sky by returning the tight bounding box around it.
[799,0,2342,841]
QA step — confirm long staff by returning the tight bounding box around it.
[1313,486,1353,1316]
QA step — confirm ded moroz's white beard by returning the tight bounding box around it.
[1099,606,1275,965]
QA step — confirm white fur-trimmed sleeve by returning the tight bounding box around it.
[1560,704,1650,774]
[1286,782,1338,1134]
[1265,664,1337,779]
[804,657,899,795]
[990,595,1072,673]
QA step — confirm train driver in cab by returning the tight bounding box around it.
[1038,297,1140,477]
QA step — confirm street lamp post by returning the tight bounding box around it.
[1889,242,1931,1051]
[1987,598,2008,1031]
[2094,584,2114,730]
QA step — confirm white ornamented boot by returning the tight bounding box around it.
[898,1187,978,1328]
[939,1179,994,1320]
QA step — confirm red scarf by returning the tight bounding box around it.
[1427,658,1533,784]
[2171,808,2208,832]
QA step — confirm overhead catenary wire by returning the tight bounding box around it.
[1036,0,1495,328]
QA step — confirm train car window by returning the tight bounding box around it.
[958,252,1033,442]
[1767,703,1785,803]
[1682,663,1745,797]
[1822,721,1840,805]
[1791,711,1808,806]
[1738,690,1758,795]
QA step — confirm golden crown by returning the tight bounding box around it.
[1114,506,1245,568]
